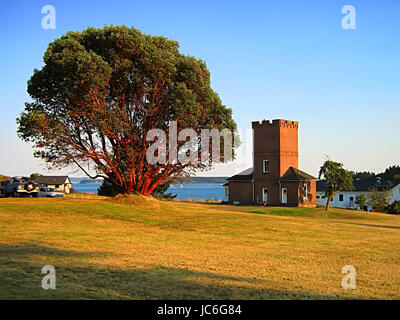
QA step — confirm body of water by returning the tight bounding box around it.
[72,183,225,201]
[72,183,100,194]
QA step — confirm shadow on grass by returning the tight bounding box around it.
[0,243,111,258]
[337,222,400,230]
[0,243,350,300]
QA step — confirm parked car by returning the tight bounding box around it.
[2,177,40,197]
[37,187,65,198]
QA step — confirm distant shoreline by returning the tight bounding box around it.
[78,176,229,185]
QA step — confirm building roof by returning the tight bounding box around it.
[316,177,400,192]
[34,176,71,185]
[226,168,253,181]
[280,167,318,181]
[227,167,317,182]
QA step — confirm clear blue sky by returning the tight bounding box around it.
[0,0,399,177]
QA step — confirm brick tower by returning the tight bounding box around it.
[226,119,316,207]
[252,119,299,205]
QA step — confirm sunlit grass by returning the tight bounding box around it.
[0,197,399,299]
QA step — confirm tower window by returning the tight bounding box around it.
[262,160,269,173]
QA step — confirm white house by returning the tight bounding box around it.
[316,178,400,211]
[34,176,72,194]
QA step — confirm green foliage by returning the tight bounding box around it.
[379,165,400,181]
[17,25,237,196]
[318,160,354,211]
[355,194,367,211]
[352,171,376,180]
[30,173,42,180]
[97,179,123,197]
[386,201,400,214]
[152,181,176,199]
[351,165,400,181]
[367,188,391,213]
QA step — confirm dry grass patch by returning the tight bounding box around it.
[0,197,399,299]
[109,193,161,209]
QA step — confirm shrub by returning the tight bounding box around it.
[367,188,391,212]
[355,195,367,211]
[97,179,123,197]
[386,201,400,214]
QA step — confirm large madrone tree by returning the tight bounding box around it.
[17,26,237,195]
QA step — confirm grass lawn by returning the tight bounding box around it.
[0,197,399,299]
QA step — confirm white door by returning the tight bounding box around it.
[281,187,288,204]
[262,188,268,203]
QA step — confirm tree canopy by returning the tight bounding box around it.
[318,160,354,211]
[17,26,237,195]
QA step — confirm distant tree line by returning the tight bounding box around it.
[351,165,400,181]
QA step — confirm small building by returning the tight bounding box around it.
[225,119,317,206]
[34,176,72,194]
[316,177,400,211]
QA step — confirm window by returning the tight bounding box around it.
[350,196,354,202]
[316,196,320,199]
[262,160,269,173]
[224,187,229,197]
[339,194,344,202]
[304,183,308,198]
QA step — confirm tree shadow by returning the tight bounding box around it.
[338,222,400,230]
[0,243,352,300]
[0,243,112,258]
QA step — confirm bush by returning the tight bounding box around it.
[386,201,400,214]
[367,188,391,212]
[97,179,123,196]
[152,181,177,200]
[355,195,367,211]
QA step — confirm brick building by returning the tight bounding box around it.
[225,119,317,206]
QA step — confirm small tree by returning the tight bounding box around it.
[318,160,354,211]
[367,188,391,212]
[355,194,367,211]
[30,173,42,180]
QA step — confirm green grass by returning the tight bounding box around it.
[0,197,399,299]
